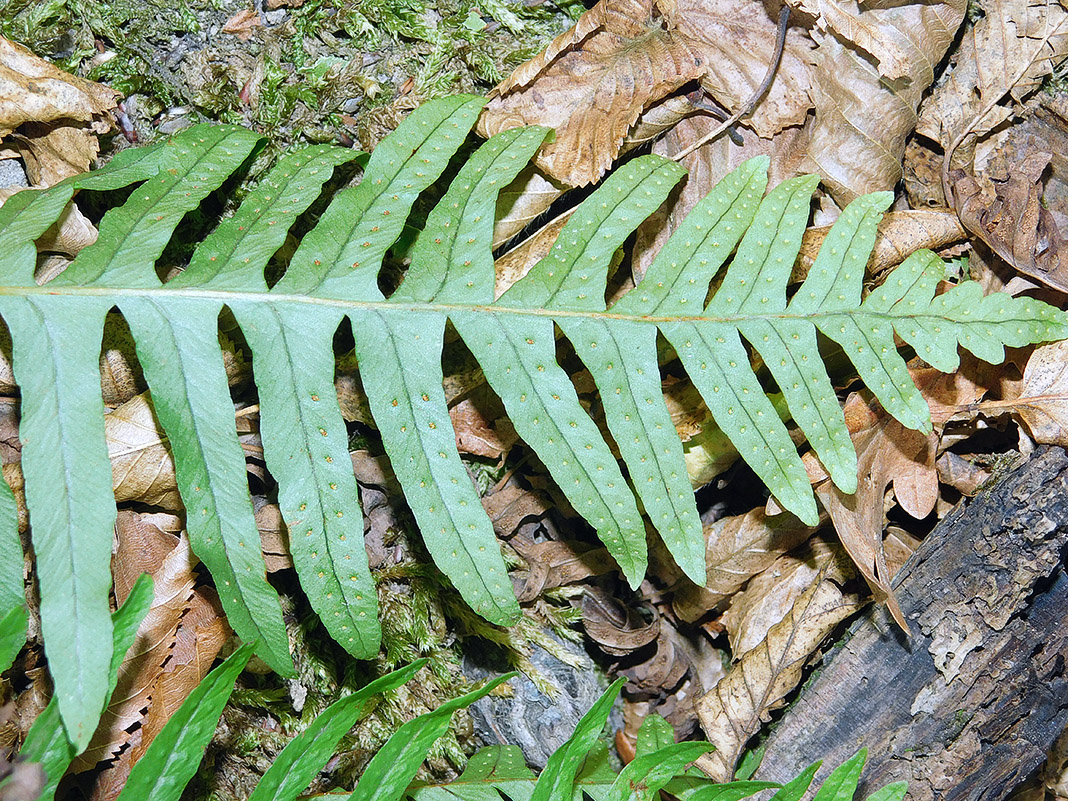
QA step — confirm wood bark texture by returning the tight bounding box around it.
[754,446,1068,800]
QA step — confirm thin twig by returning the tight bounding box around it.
[672,5,791,161]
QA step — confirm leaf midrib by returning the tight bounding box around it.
[1,284,1029,327]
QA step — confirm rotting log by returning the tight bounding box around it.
[754,446,1068,800]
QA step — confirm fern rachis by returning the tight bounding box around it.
[0,94,1063,748]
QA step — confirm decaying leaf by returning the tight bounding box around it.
[993,339,1068,445]
[917,0,1068,166]
[105,392,181,511]
[721,538,852,658]
[673,508,815,623]
[511,535,615,602]
[478,0,705,186]
[582,587,659,656]
[794,209,967,284]
[73,512,196,772]
[808,361,998,630]
[694,564,863,781]
[0,37,117,138]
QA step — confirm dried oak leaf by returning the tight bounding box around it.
[672,507,815,623]
[695,564,863,781]
[478,0,705,186]
[658,0,817,138]
[808,361,996,629]
[73,512,196,773]
[801,0,966,203]
[794,209,967,284]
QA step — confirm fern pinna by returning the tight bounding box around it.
[0,94,1063,748]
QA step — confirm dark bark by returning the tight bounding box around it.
[755,446,1068,800]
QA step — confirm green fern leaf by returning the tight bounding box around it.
[812,750,865,801]
[349,673,516,801]
[249,659,428,801]
[116,642,254,801]
[21,574,154,801]
[1,95,1065,697]
[0,465,25,674]
[405,745,536,801]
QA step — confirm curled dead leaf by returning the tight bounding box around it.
[582,588,660,656]
[695,565,863,781]
[105,392,181,510]
[510,535,615,602]
[673,507,815,623]
[721,538,852,659]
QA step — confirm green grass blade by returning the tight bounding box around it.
[769,763,820,801]
[121,297,293,675]
[394,126,550,305]
[354,308,519,624]
[531,678,624,801]
[60,125,262,288]
[172,144,359,291]
[349,673,516,801]
[812,751,866,801]
[561,317,705,583]
[863,781,907,801]
[276,95,485,299]
[406,745,536,801]
[0,296,115,749]
[453,312,648,586]
[234,302,380,656]
[605,742,712,801]
[117,642,254,801]
[249,659,427,801]
[21,574,154,801]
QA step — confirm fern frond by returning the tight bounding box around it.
[0,96,1064,748]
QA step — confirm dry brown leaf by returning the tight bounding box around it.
[222,8,264,40]
[12,122,100,186]
[672,507,815,623]
[695,564,863,781]
[0,36,117,138]
[917,0,1068,165]
[494,212,572,296]
[801,0,966,203]
[491,166,568,249]
[794,209,967,284]
[510,536,615,602]
[35,199,98,256]
[90,586,230,801]
[658,0,816,138]
[73,513,196,773]
[809,362,997,630]
[481,483,553,537]
[478,0,705,186]
[935,452,994,496]
[253,500,294,572]
[953,149,1068,292]
[994,339,1068,444]
[581,588,659,656]
[449,394,518,459]
[721,538,852,659]
[105,392,181,510]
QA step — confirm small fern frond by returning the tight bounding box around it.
[0,96,1065,748]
